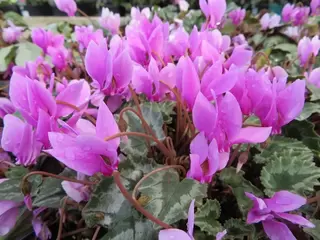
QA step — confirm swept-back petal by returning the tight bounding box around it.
[265,191,306,213]
[262,220,296,240]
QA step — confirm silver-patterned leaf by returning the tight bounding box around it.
[296,102,320,121]
[224,218,257,240]
[138,169,207,229]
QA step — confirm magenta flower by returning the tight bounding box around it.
[13,56,52,83]
[2,20,23,44]
[232,34,248,46]
[199,0,227,28]
[291,7,310,26]
[61,181,90,203]
[167,27,189,58]
[246,191,314,240]
[85,39,133,98]
[54,0,77,17]
[0,178,22,236]
[260,13,281,30]
[298,36,320,66]
[32,217,51,240]
[46,102,120,176]
[47,46,69,70]
[132,57,176,101]
[225,45,253,68]
[307,67,320,88]
[187,132,229,183]
[192,91,271,151]
[131,7,151,21]
[99,7,121,34]
[282,3,295,22]
[0,98,15,118]
[75,25,104,52]
[1,114,42,166]
[311,0,320,15]
[31,28,64,54]
[228,8,246,26]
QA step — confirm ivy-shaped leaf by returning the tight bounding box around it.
[138,169,207,229]
[219,168,263,216]
[143,101,176,124]
[82,175,135,228]
[223,218,257,240]
[296,102,320,121]
[121,102,166,157]
[195,199,223,236]
[0,45,17,72]
[32,169,75,208]
[118,155,158,176]
[283,120,320,156]
[261,149,320,196]
[308,84,320,101]
[15,42,42,67]
[5,166,28,180]
[254,136,313,164]
[100,215,157,240]
[0,179,24,202]
[303,219,320,240]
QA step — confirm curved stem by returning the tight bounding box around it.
[92,226,101,240]
[227,144,242,167]
[307,195,320,204]
[104,132,173,158]
[61,227,88,238]
[113,171,172,229]
[132,165,186,201]
[21,171,97,194]
[57,197,68,240]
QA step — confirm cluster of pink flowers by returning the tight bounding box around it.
[0,0,319,239]
[282,3,310,26]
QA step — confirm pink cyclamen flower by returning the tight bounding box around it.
[61,173,90,203]
[260,13,281,30]
[32,217,52,240]
[175,0,189,12]
[232,34,248,46]
[291,7,310,26]
[99,7,121,34]
[54,0,77,17]
[46,102,120,176]
[246,191,314,240]
[282,3,295,22]
[187,132,229,183]
[1,114,42,166]
[228,8,246,26]
[199,0,227,28]
[0,179,21,236]
[159,200,227,240]
[31,28,64,54]
[307,67,320,88]
[0,98,15,118]
[311,0,320,15]
[75,25,104,52]
[47,46,69,70]
[298,36,320,66]
[2,20,23,44]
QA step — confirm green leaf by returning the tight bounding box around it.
[219,168,263,215]
[308,84,320,101]
[296,102,320,121]
[0,179,24,202]
[195,199,223,236]
[32,169,75,208]
[260,149,320,196]
[303,219,320,240]
[254,136,313,164]
[263,35,290,48]
[283,120,320,156]
[100,216,157,240]
[15,42,42,67]
[4,11,28,27]
[138,169,207,229]
[118,155,157,176]
[4,208,34,240]
[144,101,176,124]
[224,218,256,240]
[121,102,166,157]
[0,45,17,72]
[82,176,134,228]
[5,166,28,180]
[273,43,297,53]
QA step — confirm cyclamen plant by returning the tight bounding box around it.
[0,0,320,239]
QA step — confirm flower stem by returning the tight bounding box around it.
[113,171,172,229]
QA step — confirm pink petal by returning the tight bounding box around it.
[262,220,296,240]
[225,46,253,68]
[0,204,19,236]
[190,132,209,163]
[61,181,86,203]
[132,65,153,98]
[216,229,227,240]
[187,154,204,182]
[218,151,229,170]
[192,92,217,136]
[187,199,195,237]
[9,73,31,112]
[208,67,239,96]
[207,139,219,175]
[159,229,192,240]
[229,127,272,144]
[201,61,223,98]
[113,50,133,91]
[265,191,306,213]
[96,101,120,149]
[35,109,52,148]
[275,213,315,228]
